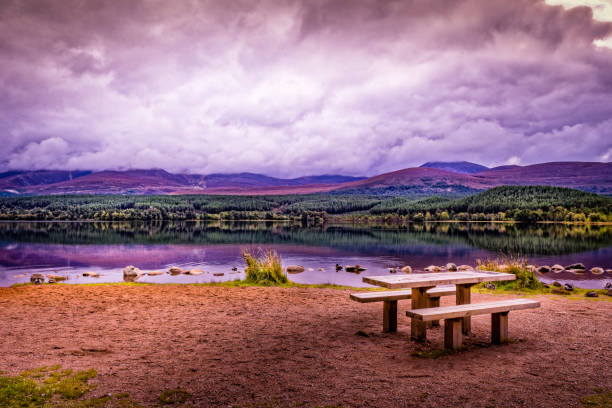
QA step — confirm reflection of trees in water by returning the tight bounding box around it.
[0,221,611,256]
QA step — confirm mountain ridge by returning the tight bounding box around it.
[0,161,610,196]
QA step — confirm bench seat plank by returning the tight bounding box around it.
[406,299,540,321]
[350,286,456,303]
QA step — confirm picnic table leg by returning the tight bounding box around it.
[428,296,441,327]
[456,283,475,334]
[492,311,509,344]
[383,300,397,333]
[411,286,433,341]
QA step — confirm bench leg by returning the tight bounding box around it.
[492,311,509,344]
[456,284,473,335]
[428,297,441,327]
[411,287,432,341]
[383,300,397,333]
[444,318,462,350]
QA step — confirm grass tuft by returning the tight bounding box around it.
[580,390,612,407]
[477,256,542,290]
[0,366,143,407]
[242,249,288,286]
[158,389,192,405]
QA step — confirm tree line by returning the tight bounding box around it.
[0,186,610,223]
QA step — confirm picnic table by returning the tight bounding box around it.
[362,271,516,341]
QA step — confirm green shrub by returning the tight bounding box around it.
[477,257,542,290]
[242,249,288,286]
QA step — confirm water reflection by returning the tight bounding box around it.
[0,221,610,288]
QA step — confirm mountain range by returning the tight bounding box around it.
[0,161,610,196]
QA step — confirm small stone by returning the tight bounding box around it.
[231,267,238,271]
[318,267,324,271]
[168,266,183,275]
[401,266,412,274]
[123,265,144,276]
[457,265,474,271]
[589,267,604,275]
[186,269,204,275]
[389,268,397,274]
[552,281,562,287]
[551,264,565,272]
[213,272,224,277]
[307,268,314,272]
[335,264,342,271]
[146,270,163,276]
[30,273,44,284]
[424,265,443,273]
[286,265,305,273]
[564,283,574,291]
[46,274,67,281]
[537,266,550,273]
[446,263,457,272]
[486,283,496,290]
[345,265,366,272]
[565,263,585,270]
[83,271,100,277]
[47,278,56,284]
[585,291,598,298]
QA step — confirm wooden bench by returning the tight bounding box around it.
[406,298,540,349]
[350,286,456,332]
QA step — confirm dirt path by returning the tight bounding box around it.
[1,284,610,407]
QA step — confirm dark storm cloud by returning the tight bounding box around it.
[1,0,611,176]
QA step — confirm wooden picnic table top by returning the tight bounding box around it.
[362,270,515,289]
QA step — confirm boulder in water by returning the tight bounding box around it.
[286,265,305,273]
[537,266,550,273]
[565,263,585,270]
[552,281,562,287]
[551,264,564,272]
[46,274,67,281]
[186,269,204,275]
[83,271,99,277]
[168,267,183,275]
[458,265,473,271]
[345,265,366,273]
[123,265,144,277]
[585,291,598,298]
[213,272,224,277]
[401,266,412,274]
[335,264,342,271]
[30,274,44,284]
[589,267,604,275]
[446,263,457,271]
[424,265,443,273]
[147,270,163,276]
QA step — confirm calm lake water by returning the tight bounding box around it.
[1,221,611,289]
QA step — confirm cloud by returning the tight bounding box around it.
[0,0,611,177]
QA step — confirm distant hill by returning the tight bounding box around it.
[332,162,612,196]
[0,161,610,196]
[0,169,362,195]
[420,161,489,174]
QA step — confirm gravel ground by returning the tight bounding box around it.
[1,284,610,407]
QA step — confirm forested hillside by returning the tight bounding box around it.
[0,186,610,223]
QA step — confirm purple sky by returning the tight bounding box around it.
[1,0,612,177]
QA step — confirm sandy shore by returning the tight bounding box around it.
[1,284,610,407]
